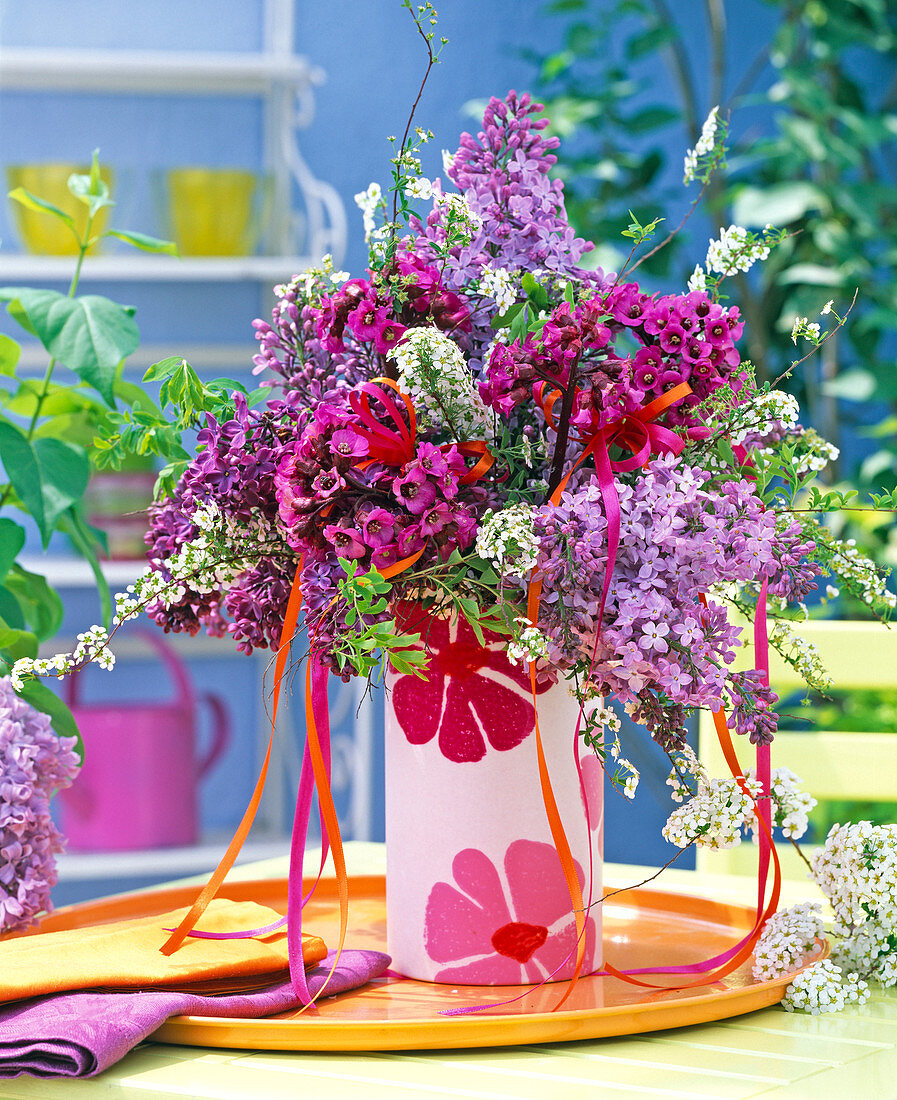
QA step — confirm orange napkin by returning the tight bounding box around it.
[0,899,326,1004]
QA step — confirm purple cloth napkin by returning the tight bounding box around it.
[0,948,390,1079]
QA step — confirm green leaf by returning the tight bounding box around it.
[626,24,677,60]
[0,333,21,376]
[143,356,189,382]
[731,182,824,228]
[33,438,90,532]
[103,229,178,256]
[0,626,38,661]
[4,563,63,642]
[623,105,679,134]
[57,506,113,630]
[0,517,26,582]
[0,421,46,541]
[0,289,139,406]
[0,586,24,629]
[6,186,76,230]
[19,680,83,758]
[67,151,114,219]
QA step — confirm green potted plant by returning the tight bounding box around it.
[0,152,182,742]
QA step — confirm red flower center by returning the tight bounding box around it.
[433,640,490,680]
[491,921,549,963]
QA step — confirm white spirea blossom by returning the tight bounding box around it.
[731,389,800,446]
[390,326,492,440]
[507,621,550,665]
[608,734,639,798]
[475,503,538,579]
[706,224,770,276]
[441,149,455,176]
[807,822,897,989]
[684,106,721,183]
[479,264,517,312]
[354,182,382,240]
[783,960,869,1015]
[745,766,816,840]
[753,902,824,981]
[791,316,821,344]
[407,176,434,200]
[437,193,482,244]
[663,776,757,850]
[687,264,708,293]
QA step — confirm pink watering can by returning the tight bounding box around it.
[58,628,230,851]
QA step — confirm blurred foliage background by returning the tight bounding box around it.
[527,0,897,572]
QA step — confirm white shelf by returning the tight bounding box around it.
[0,254,315,283]
[0,47,321,96]
[19,555,147,589]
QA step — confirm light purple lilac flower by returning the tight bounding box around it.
[0,678,80,932]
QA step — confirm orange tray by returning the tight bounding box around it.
[34,875,825,1051]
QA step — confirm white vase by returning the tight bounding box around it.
[384,609,603,984]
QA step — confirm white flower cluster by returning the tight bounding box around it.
[284,254,349,301]
[437,193,482,245]
[608,733,640,798]
[506,621,550,666]
[744,766,816,840]
[829,537,897,611]
[791,316,822,345]
[479,265,517,312]
[354,182,383,241]
[783,959,869,1015]
[592,701,622,734]
[662,775,756,849]
[731,389,800,447]
[793,428,840,476]
[665,743,706,803]
[706,224,771,276]
[10,623,114,691]
[753,902,824,981]
[683,106,721,184]
[11,501,259,690]
[768,618,833,694]
[475,503,538,579]
[407,176,434,200]
[812,822,897,979]
[687,264,708,293]
[391,326,493,441]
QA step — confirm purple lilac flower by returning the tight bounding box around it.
[0,679,80,932]
[513,453,817,748]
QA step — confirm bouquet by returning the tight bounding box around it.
[14,87,893,797]
[11,67,896,1007]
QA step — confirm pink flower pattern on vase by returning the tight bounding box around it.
[390,612,552,763]
[424,840,598,983]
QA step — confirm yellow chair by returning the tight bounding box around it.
[696,618,897,879]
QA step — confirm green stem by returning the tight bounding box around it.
[24,212,94,441]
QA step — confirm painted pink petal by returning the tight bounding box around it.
[531,915,599,980]
[438,680,488,762]
[471,677,537,752]
[504,839,586,929]
[580,752,603,833]
[391,671,443,746]
[435,954,524,984]
[424,849,510,964]
[452,848,512,922]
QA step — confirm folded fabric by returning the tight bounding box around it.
[0,948,391,1079]
[0,899,326,1003]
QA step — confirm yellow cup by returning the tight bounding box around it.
[166,168,264,256]
[6,163,114,255]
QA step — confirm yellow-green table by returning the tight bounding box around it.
[5,843,897,1100]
